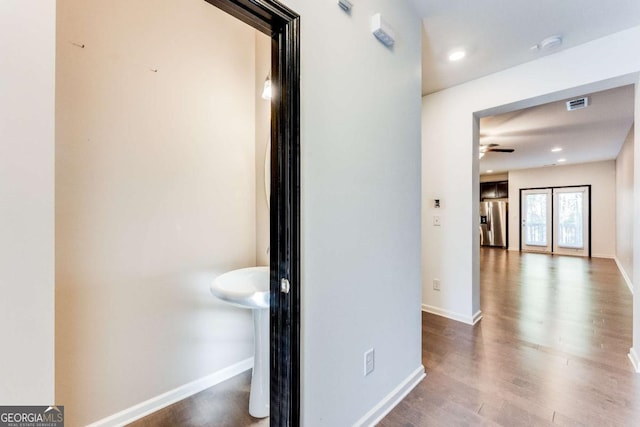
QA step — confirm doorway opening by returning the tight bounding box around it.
[474,78,636,379]
[56,0,300,425]
[204,1,301,424]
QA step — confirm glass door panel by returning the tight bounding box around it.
[521,189,552,253]
[553,187,589,256]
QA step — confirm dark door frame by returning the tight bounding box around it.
[204,1,300,425]
[519,185,592,257]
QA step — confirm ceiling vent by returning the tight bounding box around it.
[566,97,589,111]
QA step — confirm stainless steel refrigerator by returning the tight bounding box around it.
[480,201,508,248]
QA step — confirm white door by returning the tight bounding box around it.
[553,186,589,256]
[521,189,552,253]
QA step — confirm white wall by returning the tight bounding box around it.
[508,161,617,258]
[633,82,640,368]
[0,0,55,404]
[281,0,424,425]
[423,25,640,323]
[55,0,262,424]
[616,126,634,290]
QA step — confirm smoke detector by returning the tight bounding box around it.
[540,35,563,50]
[530,35,563,52]
[566,97,589,111]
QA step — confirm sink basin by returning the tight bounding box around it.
[210,266,269,309]
[210,266,270,418]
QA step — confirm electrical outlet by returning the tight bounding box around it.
[364,348,375,376]
[433,279,441,291]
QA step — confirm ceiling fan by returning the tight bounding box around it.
[479,143,514,159]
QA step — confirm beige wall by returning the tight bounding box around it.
[617,126,635,289]
[255,33,270,267]
[55,0,265,424]
[0,0,55,404]
[508,161,617,258]
[480,172,508,183]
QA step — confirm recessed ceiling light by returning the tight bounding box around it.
[486,170,493,173]
[448,50,466,61]
[551,147,563,152]
[558,158,567,163]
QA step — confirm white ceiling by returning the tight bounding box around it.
[409,0,640,95]
[407,1,638,174]
[478,85,635,174]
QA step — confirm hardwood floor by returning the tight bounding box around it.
[380,248,639,426]
[131,249,636,426]
[126,371,268,427]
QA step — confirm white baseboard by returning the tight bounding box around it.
[592,253,615,259]
[353,365,425,427]
[472,310,483,325]
[614,257,634,295]
[422,304,482,326]
[628,348,640,373]
[87,358,253,427]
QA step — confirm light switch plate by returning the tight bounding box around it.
[364,348,375,376]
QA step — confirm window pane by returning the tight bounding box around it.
[558,192,583,248]
[525,194,547,246]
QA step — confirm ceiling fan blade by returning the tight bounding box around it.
[488,148,515,153]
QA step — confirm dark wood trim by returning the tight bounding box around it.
[587,184,592,257]
[551,190,554,253]
[204,0,297,34]
[519,188,522,252]
[519,185,591,258]
[269,7,301,427]
[203,1,300,425]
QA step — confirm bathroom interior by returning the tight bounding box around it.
[54,0,273,424]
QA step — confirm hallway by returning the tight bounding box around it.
[381,249,640,426]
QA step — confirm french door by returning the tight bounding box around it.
[520,186,590,256]
[521,189,552,252]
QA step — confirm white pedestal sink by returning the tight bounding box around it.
[210,266,269,418]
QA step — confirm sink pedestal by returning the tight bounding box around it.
[250,308,269,418]
[209,266,270,419]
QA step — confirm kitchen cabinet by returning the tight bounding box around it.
[480,181,508,201]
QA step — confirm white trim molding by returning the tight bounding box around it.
[86,358,253,427]
[628,348,640,373]
[615,257,634,294]
[472,310,483,325]
[353,365,425,427]
[592,253,616,259]
[422,304,482,326]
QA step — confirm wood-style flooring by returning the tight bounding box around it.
[131,249,637,426]
[380,248,639,426]
[126,371,267,427]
